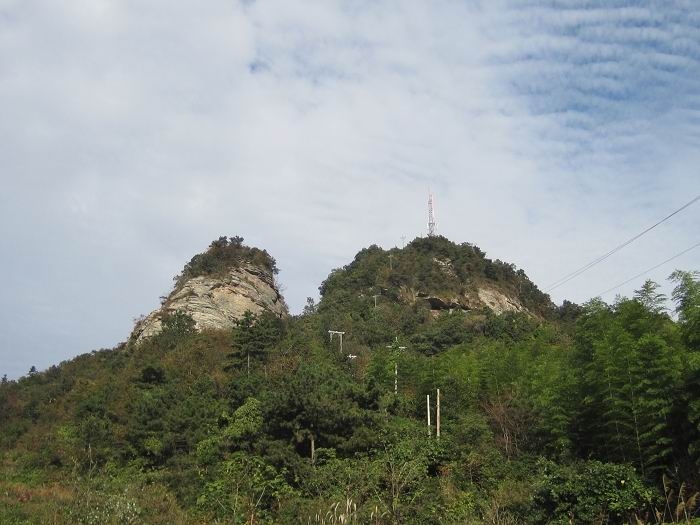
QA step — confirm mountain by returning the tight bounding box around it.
[319,235,554,317]
[1,236,698,525]
[131,236,287,342]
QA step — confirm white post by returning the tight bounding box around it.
[328,330,346,353]
[394,362,398,395]
[427,394,431,438]
[437,388,441,439]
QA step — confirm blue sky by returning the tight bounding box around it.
[0,0,698,379]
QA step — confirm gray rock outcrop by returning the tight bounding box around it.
[131,263,287,343]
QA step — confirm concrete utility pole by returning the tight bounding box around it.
[436,388,441,439]
[427,394,432,438]
[401,236,406,248]
[395,362,398,395]
[394,346,406,395]
[387,338,406,395]
[372,294,380,308]
[328,330,345,353]
[388,254,394,270]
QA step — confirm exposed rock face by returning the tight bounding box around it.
[408,284,526,315]
[414,257,527,315]
[476,286,524,315]
[131,263,287,342]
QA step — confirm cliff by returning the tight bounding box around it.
[131,237,287,342]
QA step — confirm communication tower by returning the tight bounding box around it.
[428,192,437,237]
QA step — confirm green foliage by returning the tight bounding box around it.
[318,237,553,330]
[264,358,375,457]
[531,460,654,524]
[411,310,471,355]
[161,310,196,336]
[196,453,296,523]
[670,270,700,351]
[175,236,278,289]
[0,238,698,524]
[156,310,197,350]
[224,397,263,440]
[570,294,684,476]
[228,310,285,371]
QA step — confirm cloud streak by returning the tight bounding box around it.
[0,0,698,378]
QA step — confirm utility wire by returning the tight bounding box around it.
[596,241,700,297]
[546,194,700,293]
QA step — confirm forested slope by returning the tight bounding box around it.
[1,238,699,524]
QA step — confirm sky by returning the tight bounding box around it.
[1,0,699,379]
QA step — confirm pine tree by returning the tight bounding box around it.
[228,311,284,374]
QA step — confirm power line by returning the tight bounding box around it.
[596,241,700,297]
[546,194,700,293]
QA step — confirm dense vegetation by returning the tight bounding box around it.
[319,236,553,319]
[1,237,699,524]
[174,236,279,290]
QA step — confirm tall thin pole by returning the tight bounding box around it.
[436,388,441,439]
[427,394,431,438]
[394,362,398,395]
[388,254,393,270]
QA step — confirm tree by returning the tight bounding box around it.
[634,279,667,314]
[264,360,370,462]
[161,310,196,336]
[157,310,197,350]
[228,311,284,374]
[570,297,684,477]
[302,297,317,315]
[670,270,700,351]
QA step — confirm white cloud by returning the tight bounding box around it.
[0,0,698,378]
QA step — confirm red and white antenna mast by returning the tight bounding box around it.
[428,191,437,237]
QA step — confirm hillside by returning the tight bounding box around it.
[319,236,553,317]
[1,237,699,524]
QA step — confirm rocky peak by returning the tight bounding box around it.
[131,238,287,343]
